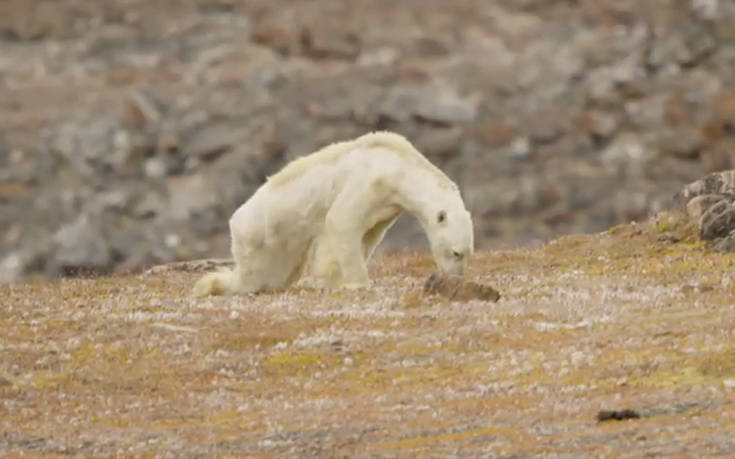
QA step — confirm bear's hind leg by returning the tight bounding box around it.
[230,232,305,294]
[305,235,343,289]
[232,245,309,293]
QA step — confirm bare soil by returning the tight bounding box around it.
[2,216,735,457]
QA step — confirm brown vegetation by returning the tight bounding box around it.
[2,215,735,456]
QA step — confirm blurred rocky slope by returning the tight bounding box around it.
[1,0,735,282]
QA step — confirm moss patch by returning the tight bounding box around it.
[3,217,735,455]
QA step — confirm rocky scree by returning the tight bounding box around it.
[2,0,735,282]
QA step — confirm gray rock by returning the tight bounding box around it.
[133,191,168,219]
[414,126,463,158]
[686,193,730,219]
[625,95,667,129]
[377,86,479,125]
[647,18,717,69]
[714,233,735,252]
[659,128,702,159]
[691,0,721,20]
[52,214,111,273]
[679,170,735,203]
[181,121,241,161]
[165,174,219,221]
[300,25,361,60]
[600,135,648,173]
[699,199,735,240]
[412,36,451,57]
[122,89,164,128]
[584,110,619,139]
[49,119,118,177]
[251,21,300,56]
[413,88,480,125]
[678,171,735,243]
[144,157,168,179]
[0,252,24,283]
[93,190,131,212]
[507,137,532,160]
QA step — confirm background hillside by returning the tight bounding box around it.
[2,0,735,281]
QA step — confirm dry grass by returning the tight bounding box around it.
[2,215,735,456]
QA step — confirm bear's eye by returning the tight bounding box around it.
[437,211,446,224]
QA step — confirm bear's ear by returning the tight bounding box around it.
[437,210,447,224]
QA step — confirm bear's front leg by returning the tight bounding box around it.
[324,224,370,289]
[324,189,373,290]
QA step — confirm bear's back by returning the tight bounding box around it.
[266,131,456,192]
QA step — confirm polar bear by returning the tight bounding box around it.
[192,131,474,297]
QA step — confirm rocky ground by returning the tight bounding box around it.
[2,214,735,456]
[2,0,735,282]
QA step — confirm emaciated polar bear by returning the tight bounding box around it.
[192,131,474,297]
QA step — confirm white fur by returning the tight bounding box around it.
[192,131,474,296]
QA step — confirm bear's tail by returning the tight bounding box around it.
[192,269,234,298]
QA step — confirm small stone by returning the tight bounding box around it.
[251,22,299,56]
[134,191,167,219]
[659,128,702,159]
[526,110,568,145]
[300,25,360,60]
[144,158,167,178]
[356,46,399,67]
[182,122,238,162]
[164,233,181,248]
[625,95,666,128]
[472,121,517,147]
[581,110,618,139]
[596,409,641,422]
[412,36,451,57]
[122,89,163,128]
[508,137,531,160]
[414,89,479,125]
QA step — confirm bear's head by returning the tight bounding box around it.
[426,207,474,276]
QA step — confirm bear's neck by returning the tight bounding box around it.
[393,168,459,228]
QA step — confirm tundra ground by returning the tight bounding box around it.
[2,217,735,457]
